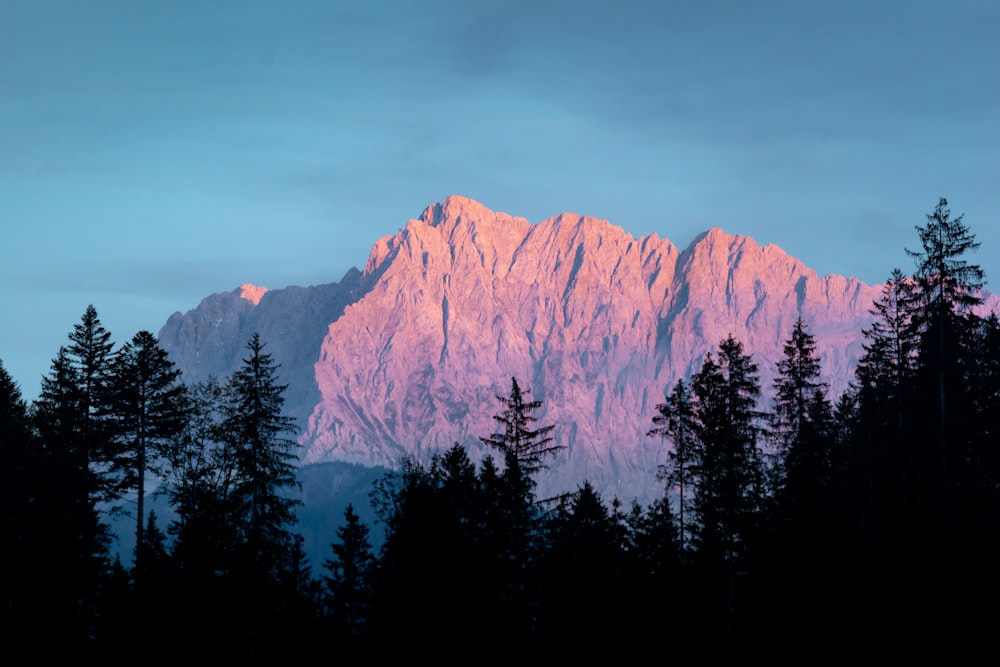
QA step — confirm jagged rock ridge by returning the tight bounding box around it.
[299,196,883,503]
[158,268,377,431]
[159,196,990,503]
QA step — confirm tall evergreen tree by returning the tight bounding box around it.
[686,335,768,641]
[907,197,984,323]
[323,504,375,640]
[106,330,187,574]
[770,317,835,508]
[159,377,243,658]
[163,377,238,581]
[163,333,303,658]
[855,269,921,427]
[905,197,984,481]
[834,202,991,643]
[906,198,985,461]
[27,307,118,651]
[905,198,985,609]
[29,348,111,653]
[968,314,1000,482]
[479,377,561,636]
[846,268,923,558]
[480,376,561,483]
[650,378,699,550]
[224,333,301,580]
[66,304,117,497]
[763,318,841,645]
[541,482,625,643]
[369,444,515,642]
[0,359,41,657]
[690,336,767,555]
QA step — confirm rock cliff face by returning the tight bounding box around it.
[297,196,883,502]
[159,195,986,503]
[158,269,375,433]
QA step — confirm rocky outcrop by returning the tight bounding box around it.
[158,269,374,434]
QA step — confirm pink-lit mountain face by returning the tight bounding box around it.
[159,196,982,503]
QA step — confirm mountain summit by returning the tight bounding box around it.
[160,196,890,502]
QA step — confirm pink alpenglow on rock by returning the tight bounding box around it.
[239,284,268,306]
[159,196,1000,505]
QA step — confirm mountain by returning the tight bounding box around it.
[157,195,985,504]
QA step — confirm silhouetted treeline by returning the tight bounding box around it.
[3,198,1000,660]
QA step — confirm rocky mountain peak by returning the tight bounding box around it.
[291,198,887,502]
[161,196,1000,504]
[238,283,268,305]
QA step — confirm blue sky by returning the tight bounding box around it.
[2,0,998,399]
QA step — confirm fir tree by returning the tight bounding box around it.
[29,308,120,650]
[480,376,562,484]
[224,333,301,580]
[764,318,841,643]
[690,336,767,557]
[906,197,984,321]
[479,377,561,636]
[0,359,41,657]
[542,482,624,643]
[650,378,699,550]
[66,304,117,497]
[905,198,986,613]
[163,377,238,582]
[770,317,835,508]
[106,330,187,574]
[323,504,375,639]
[686,335,767,641]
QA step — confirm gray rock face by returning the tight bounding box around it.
[158,195,994,504]
[158,268,374,437]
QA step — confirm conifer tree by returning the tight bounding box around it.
[905,199,985,488]
[843,269,923,558]
[106,330,187,574]
[480,376,561,483]
[542,482,623,641]
[855,269,921,425]
[479,377,561,636]
[833,202,991,641]
[66,304,117,497]
[323,504,375,639]
[686,335,767,640]
[159,377,243,658]
[650,378,699,550]
[770,317,835,507]
[690,336,767,554]
[764,318,841,639]
[369,444,510,641]
[0,357,33,549]
[905,198,986,611]
[907,197,984,322]
[198,333,302,657]
[163,377,238,581]
[32,360,110,651]
[968,314,1000,479]
[134,510,172,586]
[623,493,683,642]
[906,198,985,461]
[29,307,119,649]
[0,358,40,656]
[224,332,301,579]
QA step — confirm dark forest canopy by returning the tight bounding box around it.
[2,198,999,659]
